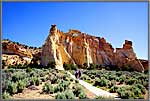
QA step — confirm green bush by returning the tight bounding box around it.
[41,77,46,82]
[17,80,26,93]
[81,74,88,80]
[109,85,118,93]
[72,84,84,97]
[12,72,25,82]
[26,67,32,73]
[51,76,58,84]
[55,92,66,99]
[54,86,60,93]
[63,63,77,70]
[98,77,109,87]
[125,78,137,85]
[7,82,18,95]
[35,78,41,86]
[42,82,54,94]
[94,78,101,86]
[78,91,87,99]
[64,90,75,99]
[2,92,10,99]
[54,85,64,92]
[87,63,96,70]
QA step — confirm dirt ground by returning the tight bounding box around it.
[12,81,97,99]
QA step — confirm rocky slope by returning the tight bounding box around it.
[2,40,41,68]
[41,25,146,72]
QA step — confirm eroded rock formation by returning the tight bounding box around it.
[41,25,145,72]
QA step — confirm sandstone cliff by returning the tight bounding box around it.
[41,25,145,72]
[2,40,42,68]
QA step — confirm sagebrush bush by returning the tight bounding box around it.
[7,82,18,95]
[51,76,58,84]
[109,85,118,93]
[26,67,32,73]
[2,91,10,99]
[17,80,26,93]
[42,82,54,94]
[55,92,66,99]
[64,90,75,99]
[72,84,84,97]
[78,91,87,99]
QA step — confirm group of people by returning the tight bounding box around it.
[75,69,82,79]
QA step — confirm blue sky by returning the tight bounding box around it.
[2,2,148,59]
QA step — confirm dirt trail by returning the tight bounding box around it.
[12,82,54,99]
[67,71,119,99]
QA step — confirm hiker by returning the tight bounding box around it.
[75,70,78,79]
[78,70,81,79]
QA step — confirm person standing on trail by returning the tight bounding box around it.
[78,69,82,79]
[75,70,78,79]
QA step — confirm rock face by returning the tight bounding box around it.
[2,40,33,58]
[2,40,42,67]
[41,25,145,72]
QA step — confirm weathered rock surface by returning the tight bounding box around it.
[41,25,145,72]
[2,40,33,58]
[2,40,42,67]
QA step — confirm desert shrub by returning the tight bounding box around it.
[81,74,88,80]
[131,85,143,96]
[125,78,138,85]
[42,82,54,94]
[138,95,144,99]
[41,77,46,82]
[108,80,116,88]
[72,84,84,97]
[26,67,32,73]
[78,91,87,99]
[119,90,134,99]
[119,75,126,84]
[51,76,58,84]
[142,80,148,88]
[17,80,26,93]
[63,74,69,81]
[58,80,70,91]
[90,75,95,79]
[64,90,76,99]
[116,71,122,76]
[115,77,120,82]
[94,78,101,86]
[98,77,109,87]
[54,85,64,92]
[63,63,77,70]
[2,91,10,99]
[7,82,18,95]
[55,92,66,99]
[109,85,118,93]
[54,86,60,93]
[116,86,138,99]
[11,72,25,82]
[35,78,41,86]
[87,63,96,70]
